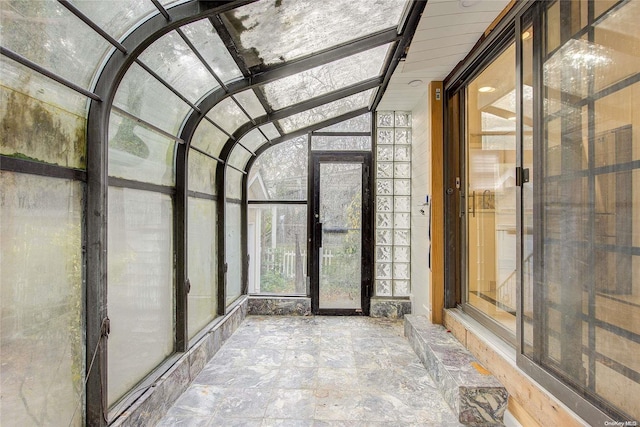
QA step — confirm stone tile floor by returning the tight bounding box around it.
[157,316,463,427]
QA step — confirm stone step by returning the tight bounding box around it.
[405,314,508,426]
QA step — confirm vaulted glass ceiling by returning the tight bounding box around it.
[1,0,422,176]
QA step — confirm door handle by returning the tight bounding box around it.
[316,222,323,248]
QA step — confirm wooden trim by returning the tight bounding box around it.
[443,309,588,427]
[484,0,518,36]
[430,81,445,325]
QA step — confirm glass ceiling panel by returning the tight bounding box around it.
[278,89,376,134]
[206,97,250,135]
[69,0,157,42]
[239,129,268,153]
[228,145,253,170]
[261,44,391,110]
[138,30,219,104]
[113,62,191,135]
[0,0,111,89]
[181,19,243,84]
[161,0,190,6]
[260,123,281,140]
[234,90,266,119]
[222,0,409,68]
[190,119,228,158]
[317,113,372,132]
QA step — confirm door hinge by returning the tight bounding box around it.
[101,317,111,338]
[516,167,530,186]
[185,278,191,294]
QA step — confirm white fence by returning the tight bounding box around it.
[262,248,334,277]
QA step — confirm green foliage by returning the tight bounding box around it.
[260,270,294,293]
[110,119,150,159]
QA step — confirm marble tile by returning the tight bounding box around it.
[404,315,508,425]
[265,389,317,419]
[158,316,464,427]
[166,385,225,417]
[156,415,211,427]
[360,390,417,423]
[216,388,271,418]
[314,389,364,421]
[283,349,321,367]
[318,351,356,369]
[316,368,360,390]
[249,297,312,316]
[189,340,210,380]
[263,419,314,427]
[194,364,277,389]
[209,417,263,426]
[275,367,317,389]
[370,299,412,319]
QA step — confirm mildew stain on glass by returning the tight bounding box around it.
[0,84,86,169]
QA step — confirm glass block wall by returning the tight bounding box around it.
[375,111,412,297]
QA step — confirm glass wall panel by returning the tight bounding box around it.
[247,204,307,295]
[318,162,363,309]
[312,135,371,151]
[188,150,218,195]
[181,19,243,84]
[188,197,217,339]
[261,44,390,110]
[191,119,228,158]
[533,1,640,419]
[226,167,244,200]
[522,22,535,355]
[207,97,250,135]
[0,0,110,88]
[465,43,517,335]
[70,0,157,42]
[0,78,87,169]
[225,202,242,306]
[113,63,191,135]
[138,30,219,103]
[222,0,408,68]
[320,113,371,132]
[0,172,83,427]
[278,89,376,133]
[248,137,308,201]
[107,187,174,406]
[108,111,176,186]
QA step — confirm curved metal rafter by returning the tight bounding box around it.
[244,107,372,176]
[217,77,383,165]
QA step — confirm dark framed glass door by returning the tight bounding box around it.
[309,152,372,315]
